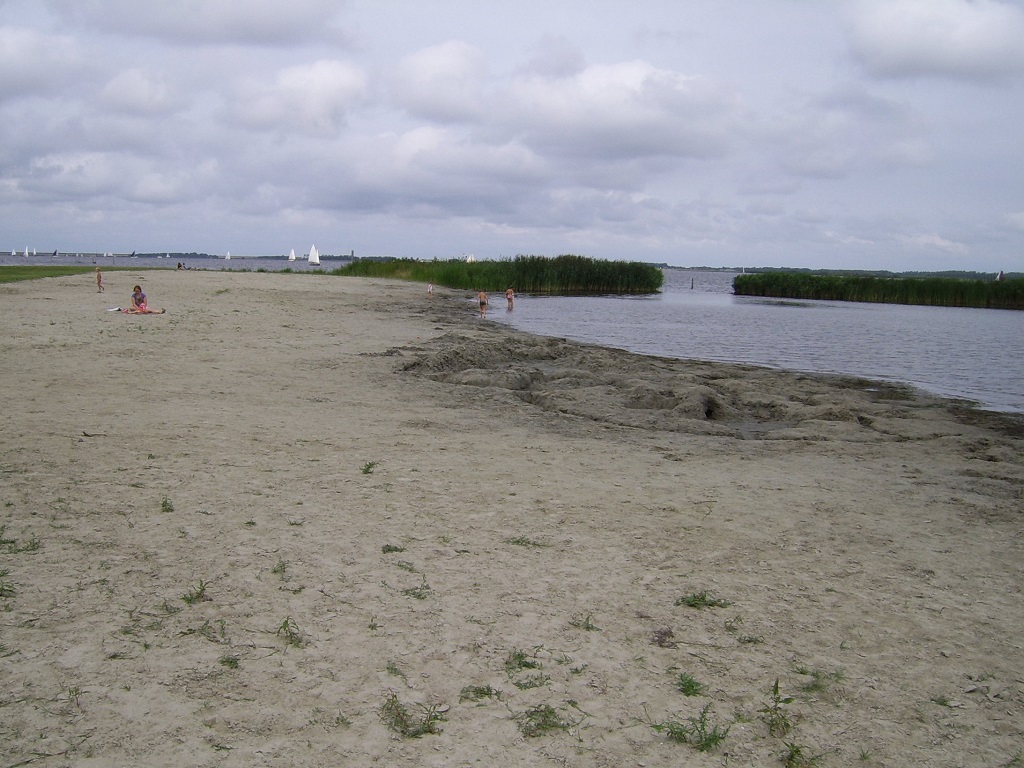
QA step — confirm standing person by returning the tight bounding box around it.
[427,282,434,298]
[505,286,515,310]
[477,290,488,317]
[95,267,104,292]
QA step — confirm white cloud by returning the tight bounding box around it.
[901,233,970,254]
[231,60,368,134]
[42,0,345,45]
[99,69,179,116]
[848,0,1024,79]
[0,26,82,97]
[391,40,489,122]
[503,61,742,162]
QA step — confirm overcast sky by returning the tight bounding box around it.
[2,0,1023,271]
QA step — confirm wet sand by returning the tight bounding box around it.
[1,269,1022,767]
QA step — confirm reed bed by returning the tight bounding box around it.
[333,255,663,295]
[733,273,1024,310]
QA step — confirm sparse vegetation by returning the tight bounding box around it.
[783,741,826,767]
[762,678,796,737]
[276,616,303,647]
[401,578,431,599]
[652,703,730,751]
[505,535,545,547]
[161,496,174,514]
[379,690,445,737]
[675,673,705,697]
[676,591,731,609]
[459,684,501,702]
[181,580,209,605]
[381,543,405,553]
[361,461,380,474]
[569,612,600,631]
[514,703,572,737]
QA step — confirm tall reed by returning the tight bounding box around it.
[733,273,1024,310]
[333,255,663,294]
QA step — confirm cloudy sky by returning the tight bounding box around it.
[2,0,1023,271]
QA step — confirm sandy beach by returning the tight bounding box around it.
[1,269,1022,767]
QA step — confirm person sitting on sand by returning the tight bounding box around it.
[122,285,165,314]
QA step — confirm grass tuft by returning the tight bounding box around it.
[675,673,705,696]
[675,591,731,609]
[652,702,730,751]
[379,690,445,737]
[514,704,571,737]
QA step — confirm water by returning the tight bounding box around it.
[6,255,1020,412]
[489,269,1024,413]
[0,252,336,272]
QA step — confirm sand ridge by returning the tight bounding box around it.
[1,269,1022,767]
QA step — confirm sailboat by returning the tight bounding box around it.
[288,249,296,262]
[308,244,320,266]
[23,247,29,257]
[225,251,231,260]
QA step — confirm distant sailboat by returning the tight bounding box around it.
[23,247,29,257]
[288,249,296,262]
[225,251,231,260]
[308,244,320,266]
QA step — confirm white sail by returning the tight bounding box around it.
[308,244,320,266]
[288,249,296,262]
[225,251,231,260]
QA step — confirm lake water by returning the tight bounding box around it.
[4,255,1020,412]
[488,269,1024,414]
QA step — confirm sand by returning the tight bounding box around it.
[1,269,1022,767]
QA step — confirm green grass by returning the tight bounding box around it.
[0,265,98,283]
